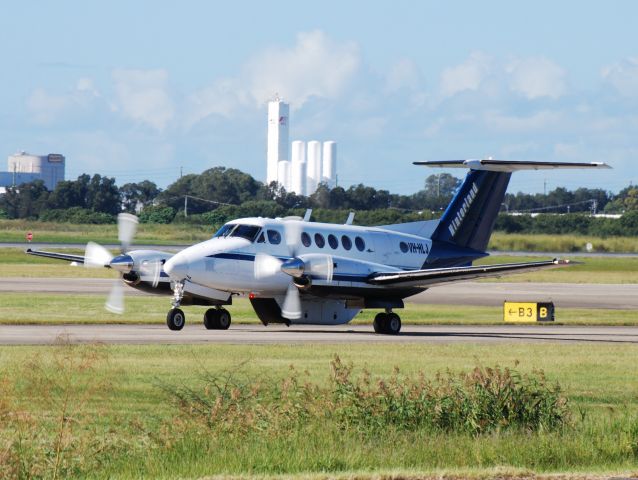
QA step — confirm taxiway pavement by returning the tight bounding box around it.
[1,324,637,345]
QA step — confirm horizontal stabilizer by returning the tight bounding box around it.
[368,259,572,288]
[414,159,611,172]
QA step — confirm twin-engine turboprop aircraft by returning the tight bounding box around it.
[28,160,610,334]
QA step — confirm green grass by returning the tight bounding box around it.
[1,293,637,326]
[0,343,637,478]
[489,232,638,253]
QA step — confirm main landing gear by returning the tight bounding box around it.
[204,308,231,330]
[166,280,232,331]
[373,310,401,335]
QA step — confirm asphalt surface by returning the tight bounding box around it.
[1,324,637,345]
[3,277,637,309]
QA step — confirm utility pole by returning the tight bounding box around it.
[184,195,188,218]
[180,166,183,178]
[543,178,547,196]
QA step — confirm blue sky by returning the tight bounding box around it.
[1,1,636,194]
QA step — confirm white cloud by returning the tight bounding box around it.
[27,78,101,124]
[245,30,360,108]
[506,57,566,99]
[184,78,250,128]
[385,58,421,92]
[602,57,638,97]
[439,52,491,97]
[483,110,563,132]
[112,69,174,131]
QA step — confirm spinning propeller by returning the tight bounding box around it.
[84,213,162,314]
[254,220,334,320]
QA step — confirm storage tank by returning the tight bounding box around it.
[306,140,322,195]
[277,160,291,192]
[290,140,306,195]
[322,141,336,188]
[7,152,65,190]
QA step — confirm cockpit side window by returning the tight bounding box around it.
[257,232,266,243]
[213,224,234,238]
[229,225,261,242]
[214,224,261,242]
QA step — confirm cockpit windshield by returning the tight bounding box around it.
[213,224,261,242]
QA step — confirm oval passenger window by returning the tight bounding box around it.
[341,235,352,250]
[301,232,312,247]
[314,233,325,248]
[355,236,365,251]
[328,234,338,249]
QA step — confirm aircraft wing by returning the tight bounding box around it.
[26,248,85,264]
[367,259,571,288]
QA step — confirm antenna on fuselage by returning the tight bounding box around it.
[303,209,312,222]
[345,212,355,225]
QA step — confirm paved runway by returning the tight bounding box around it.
[1,324,637,345]
[3,277,637,309]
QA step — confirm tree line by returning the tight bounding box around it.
[1,167,637,236]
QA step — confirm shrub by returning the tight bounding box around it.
[160,357,570,438]
[139,205,176,224]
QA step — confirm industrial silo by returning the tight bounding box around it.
[322,141,336,188]
[306,140,322,195]
[290,140,306,195]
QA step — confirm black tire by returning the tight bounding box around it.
[386,313,401,335]
[373,313,388,334]
[204,308,220,330]
[167,308,185,331]
[218,309,231,330]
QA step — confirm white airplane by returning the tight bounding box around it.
[27,159,610,334]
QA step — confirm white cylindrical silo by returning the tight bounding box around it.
[277,160,291,192]
[290,140,306,195]
[322,141,336,188]
[306,140,322,195]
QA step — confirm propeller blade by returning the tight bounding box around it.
[140,259,162,288]
[118,213,138,252]
[281,283,302,320]
[283,220,302,258]
[84,241,113,268]
[254,253,283,279]
[105,280,124,314]
[308,255,334,283]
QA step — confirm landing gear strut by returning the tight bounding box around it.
[373,309,401,335]
[204,308,232,330]
[167,281,186,331]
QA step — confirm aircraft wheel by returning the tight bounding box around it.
[386,313,401,335]
[373,313,388,334]
[167,308,186,331]
[203,308,220,330]
[218,309,231,330]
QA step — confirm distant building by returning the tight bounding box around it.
[0,152,65,191]
[265,99,337,196]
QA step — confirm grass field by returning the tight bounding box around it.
[1,293,637,326]
[0,342,636,478]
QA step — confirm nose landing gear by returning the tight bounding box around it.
[373,309,401,335]
[167,281,186,331]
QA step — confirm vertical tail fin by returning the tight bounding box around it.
[431,169,511,252]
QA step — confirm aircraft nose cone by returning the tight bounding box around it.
[164,254,189,280]
[109,254,134,273]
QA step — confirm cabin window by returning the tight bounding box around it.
[341,235,352,250]
[328,234,338,249]
[355,236,366,252]
[301,232,312,247]
[314,233,325,248]
[267,229,282,245]
[399,241,408,253]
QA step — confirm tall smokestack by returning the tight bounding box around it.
[266,99,289,186]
